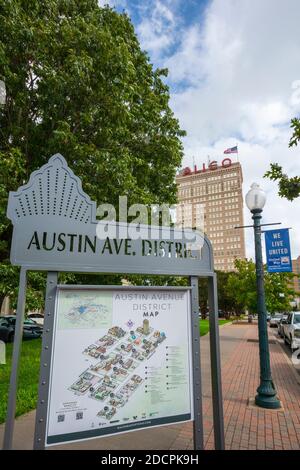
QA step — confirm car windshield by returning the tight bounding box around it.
[294,314,300,324]
[24,318,37,325]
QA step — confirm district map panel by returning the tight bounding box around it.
[45,288,193,446]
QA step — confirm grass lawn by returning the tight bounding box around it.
[200,318,231,336]
[0,339,41,424]
[0,319,231,424]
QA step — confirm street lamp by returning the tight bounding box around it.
[245,183,281,409]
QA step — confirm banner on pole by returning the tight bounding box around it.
[265,228,292,272]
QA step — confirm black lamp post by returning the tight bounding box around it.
[245,183,281,409]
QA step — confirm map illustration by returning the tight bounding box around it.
[69,319,166,421]
[46,288,192,446]
[57,291,112,329]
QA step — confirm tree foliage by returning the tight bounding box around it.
[264,163,300,201]
[0,1,185,310]
[198,271,244,319]
[215,270,244,317]
[289,117,300,148]
[227,259,296,314]
[198,277,208,319]
[264,117,300,200]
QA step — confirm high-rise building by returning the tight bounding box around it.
[143,319,150,335]
[176,159,246,272]
[291,256,300,294]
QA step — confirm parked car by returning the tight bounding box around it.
[267,314,271,322]
[0,316,43,343]
[282,312,300,351]
[277,314,289,337]
[27,312,44,326]
[269,313,283,328]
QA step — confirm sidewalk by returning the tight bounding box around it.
[1,322,300,450]
[171,323,300,450]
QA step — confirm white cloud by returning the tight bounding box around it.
[136,0,178,59]
[98,0,128,8]
[98,0,112,6]
[99,0,300,261]
[160,0,300,260]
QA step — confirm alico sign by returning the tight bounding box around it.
[181,158,232,176]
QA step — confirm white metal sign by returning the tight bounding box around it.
[46,287,193,446]
[3,152,224,451]
[7,153,212,276]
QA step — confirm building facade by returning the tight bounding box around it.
[291,256,300,300]
[176,159,246,272]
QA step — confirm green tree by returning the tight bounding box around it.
[264,117,300,200]
[198,277,208,319]
[290,117,300,147]
[197,271,244,320]
[227,259,296,314]
[0,1,185,309]
[216,270,244,318]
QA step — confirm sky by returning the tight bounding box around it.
[100,0,300,261]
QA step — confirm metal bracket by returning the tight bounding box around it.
[208,274,225,450]
[190,276,204,450]
[33,272,58,449]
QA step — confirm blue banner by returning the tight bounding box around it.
[265,228,292,272]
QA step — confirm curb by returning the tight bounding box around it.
[219,321,233,328]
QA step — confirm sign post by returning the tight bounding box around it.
[3,153,224,450]
[265,228,292,273]
[2,268,27,449]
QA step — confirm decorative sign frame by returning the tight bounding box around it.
[7,154,213,276]
[45,285,193,447]
[3,154,224,450]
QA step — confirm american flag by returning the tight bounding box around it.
[224,145,238,154]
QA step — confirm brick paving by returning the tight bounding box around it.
[2,322,300,450]
[170,324,300,450]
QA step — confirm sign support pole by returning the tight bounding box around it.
[208,274,225,450]
[3,267,27,450]
[190,276,204,450]
[34,271,58,450]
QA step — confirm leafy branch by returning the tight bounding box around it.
[264,117,300,200]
